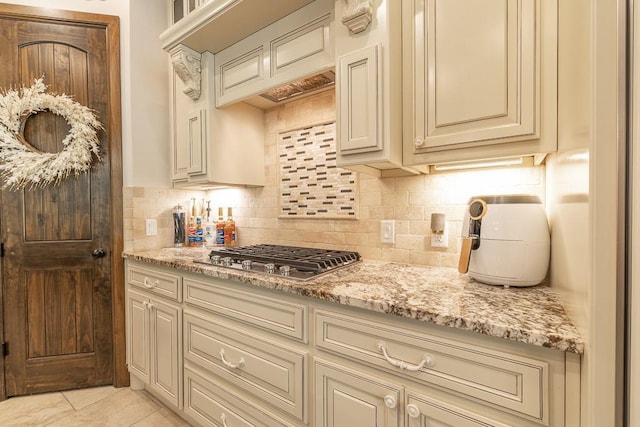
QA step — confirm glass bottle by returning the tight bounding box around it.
[172,204,185,247]
[225,207,236,246]
[215,207,225,246]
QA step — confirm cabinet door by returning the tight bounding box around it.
[406,391,510,427]
[405,0,537,152]
[149,299,182,409]
[337,44,382,155]
[126,289,150,383]
[315,359,402,427]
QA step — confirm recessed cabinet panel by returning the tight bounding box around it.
[427,0,534,148]
[126,290,150,382]
[338,45,382,154]
[128,264,182,302]
[187,109,206,176]
[315,359,402,427]
[406,391,511,427]
[403,0,556,165]
[150,300,182,409]
[184,366,290,427]
[272,17,328,72]
[184,276,307,342]
[184,313,307,421]
[219,49,264,95]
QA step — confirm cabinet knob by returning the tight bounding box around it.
[407,403,421,418]
[383,394,397,409]
[414,137,425,148]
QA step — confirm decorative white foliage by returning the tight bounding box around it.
[0,77,102,190]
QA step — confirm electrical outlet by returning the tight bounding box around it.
[145,219,157,236]
[431,224,449,248]
[380,220,395,244]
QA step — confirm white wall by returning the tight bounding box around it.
[128,1,171,187]
[3,0,171,188]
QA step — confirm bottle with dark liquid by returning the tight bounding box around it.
[173,204,185,247]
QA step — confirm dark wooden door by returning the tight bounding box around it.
[0,5,125,397]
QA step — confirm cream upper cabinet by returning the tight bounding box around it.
[335,0,427,177]
[403,0,557,166]
[214,0,334,109]
[171,52,265,188]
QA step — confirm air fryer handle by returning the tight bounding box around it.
[458,237,473,273]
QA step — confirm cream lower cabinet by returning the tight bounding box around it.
[124,260,580,426]
[126,288,182,409]
[315,359,402,426]
[402,0,557,165]
[126,262,183,409]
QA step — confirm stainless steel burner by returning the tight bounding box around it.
[193,244,361,281]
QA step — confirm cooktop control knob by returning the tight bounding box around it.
[221,257,233,267]
[279,265,291,277]
[210,255,221,265]
[242,260,252,270]
[265,263,276,274]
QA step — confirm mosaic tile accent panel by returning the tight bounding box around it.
[278,122,357,218]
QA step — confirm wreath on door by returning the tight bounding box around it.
[0,77,102,190]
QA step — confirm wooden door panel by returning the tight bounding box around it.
[26,269,94,358]
[0,6,123,398]
[23,178,92,242]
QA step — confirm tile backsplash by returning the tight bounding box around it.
[124,90,546,267]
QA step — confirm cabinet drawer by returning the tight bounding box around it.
[127,264,182,302]
[184,277,307,342]
[184,313,307,421]
[184,365,290,427]
[315,310,547,423]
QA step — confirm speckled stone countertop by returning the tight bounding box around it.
[123,247,584,354]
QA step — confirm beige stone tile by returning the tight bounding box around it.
[0,391,74,426]
[62,385,122,411]
[131,407,191,427]
[48,387,160,427]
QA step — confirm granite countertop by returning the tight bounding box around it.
[123,247,584,354]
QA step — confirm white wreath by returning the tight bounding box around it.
[0,78,102,190]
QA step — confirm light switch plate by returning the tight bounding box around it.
[145,219,157,236]
[380,220,395,244]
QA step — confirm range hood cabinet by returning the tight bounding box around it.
[161,0,314,54]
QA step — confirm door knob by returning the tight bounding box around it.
[92,248,106,258]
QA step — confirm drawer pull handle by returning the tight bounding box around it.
[143,277,159,288]
[407,403,421,418]
[383,395,397,409]
[220,413,229,427]
[377,341,434,372]
[219,348,245,370]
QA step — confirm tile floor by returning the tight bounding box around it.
[0,386,191,426]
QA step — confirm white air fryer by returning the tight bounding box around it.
[458,195,550,287]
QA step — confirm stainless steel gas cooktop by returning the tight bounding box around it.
[193,244,361,281]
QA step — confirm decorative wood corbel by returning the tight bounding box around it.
[169,44,202,100]
[341,0,373,34]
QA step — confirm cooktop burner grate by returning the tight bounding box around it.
[194,244,361,280]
